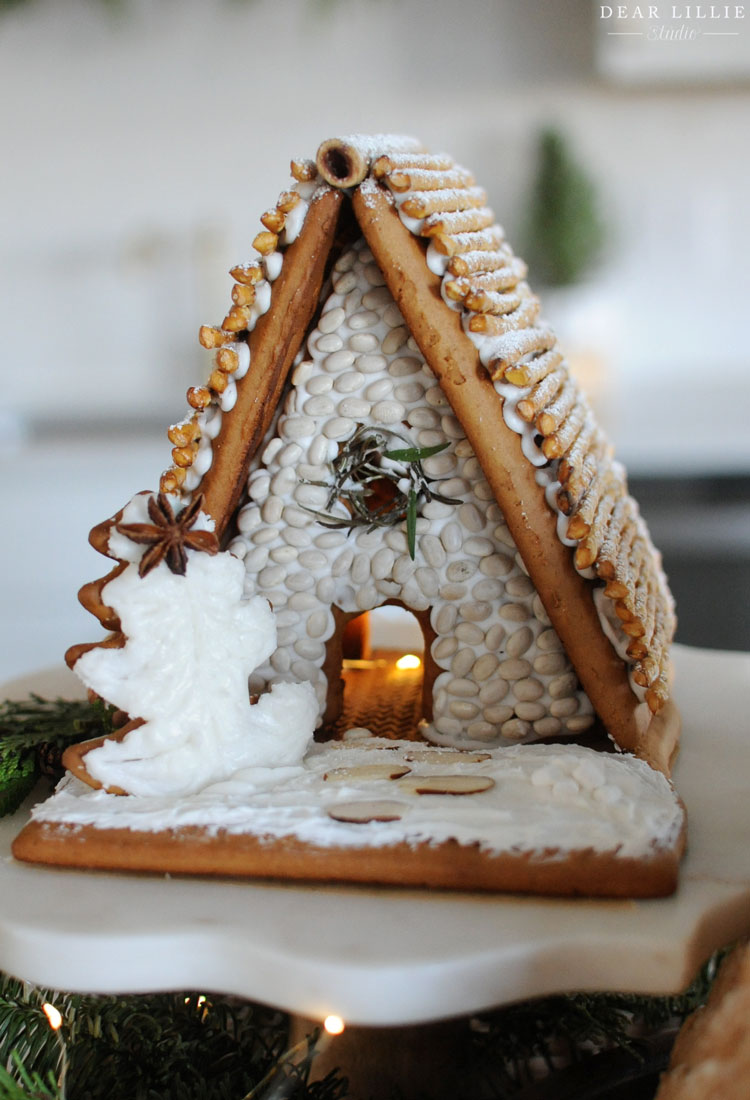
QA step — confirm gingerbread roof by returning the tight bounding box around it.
[73,134,678,773]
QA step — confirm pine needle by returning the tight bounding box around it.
[0,697,115,818]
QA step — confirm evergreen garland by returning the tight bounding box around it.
[0,976,347,1100]
[0,959,723,1100]
[0,697,115,818]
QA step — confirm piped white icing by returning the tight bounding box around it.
[33,739,683,861]
[75,550,317,797]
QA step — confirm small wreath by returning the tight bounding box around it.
[304,425,461,559]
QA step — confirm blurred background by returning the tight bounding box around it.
[1,0,749,682]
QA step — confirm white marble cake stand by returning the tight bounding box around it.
[1,645,748,1054]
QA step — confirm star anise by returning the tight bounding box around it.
[117,492,219,578]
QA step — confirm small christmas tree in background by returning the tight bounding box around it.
[523,127,606,288]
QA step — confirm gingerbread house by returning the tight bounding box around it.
[12,135,685,897]
[71,133,678,771]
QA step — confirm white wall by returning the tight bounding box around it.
[1,0,749,451]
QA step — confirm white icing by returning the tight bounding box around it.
[282,198,309,244]
[492,379,547,467]
[234,340,251,380]
[75,551,317,797]
[263,252,283,281]
[33,741,683,862]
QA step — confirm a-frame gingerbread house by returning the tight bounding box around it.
[12,135,685,898]
[70,133,679,772]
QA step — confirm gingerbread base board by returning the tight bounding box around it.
[13,732,686,900]
[12,818,684,899]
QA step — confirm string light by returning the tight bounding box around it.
[42,1002,63,1030]
[395,653,421,670]
[323,1014,345,1036]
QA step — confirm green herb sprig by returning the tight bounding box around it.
[304,426,461,559]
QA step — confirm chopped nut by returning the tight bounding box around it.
[208,368,229,394]
[276,190,301,213]
[252,230,279,256]
[160,467,186,494]
[171,444,197,468]
[167,418,200,446]
[260,208,286,233]
[222,305,252,332]
[229,263,263,286]
[216,346,240,373]
[231,283,256,307]
[186,386,212,410]
[290,157,317,182]
[199,325,230,349]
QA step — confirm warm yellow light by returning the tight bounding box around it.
[395,654,421,670]
[42,1002,63,1031]
[323,1014,345,1036]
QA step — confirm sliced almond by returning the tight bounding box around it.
[323,764,411,783]
[335,740,400,751]
[328,800,405,824]
[397,774,495,796]
[404,749,491,765]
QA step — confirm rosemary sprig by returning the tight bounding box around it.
[304,426,461,559]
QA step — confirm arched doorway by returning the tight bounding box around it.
[322,604,435,742]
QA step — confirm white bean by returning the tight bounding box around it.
[498,658,532,680]
[440,522,463,553]
[372,400,405,424]
[371,547,395,580]
[505,625,534,657]
[383,327,408,354]
[261,497,283,524]
[318,306,345,333]
[450,648,475,678]
[460,601,491,621]
[270,545,297,565]
[349,332,378,352]
[455,622,485,645]
[337,397,371,418]
[298,549,327,570]
[513,677,544,702]
[447,678,479,698]
[304,395,335,417]
[458,502,484,532]
[323,417,356,440]
[324,350,356,373]
[356,353,387,373]
[315,333,344,353]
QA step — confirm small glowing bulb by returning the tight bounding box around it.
[323,1014,345,1036]
[396,654,421,670]
[42,1003,63,1031]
